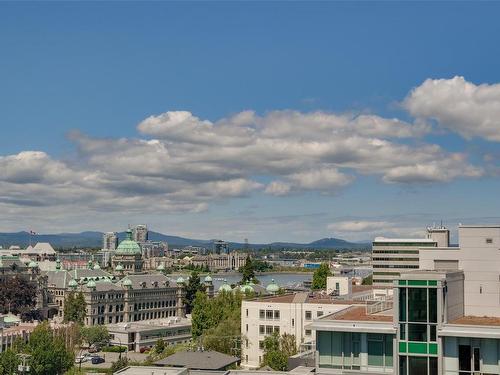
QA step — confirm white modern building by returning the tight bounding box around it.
[309,224,500,375]
[371,227,449,287]
[241,288,373,369]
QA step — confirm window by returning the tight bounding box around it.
[246,324,248,333]
[408,288,427,322]
[305,329,311,336]
[408,323,427,342]
[259,341,264,350]
[259,325,265,335]
[367,334,392,367]
[305,311,312,320]
[266,325,273,335]
[409,356,427,375]
[317,311,324,317]
[246,309,248,317]
[274,310,280,320]
[486,238,493,244]
[266,310,273,320]
[259,310,265,319]
[273,326,280,334]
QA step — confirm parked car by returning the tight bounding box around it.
[91,356,105,364]
[75,355,89,364]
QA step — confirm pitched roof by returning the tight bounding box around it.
[155,351,239,370]
[32,242,56,254]
[117,274,177,289]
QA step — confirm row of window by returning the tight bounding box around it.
[259,310,280,320]
[134,300,176,310]
[372,250,419,254]
[373,264,419,269]
[372,257,419,262]
[373,242,436,247]
[259,325,280,335]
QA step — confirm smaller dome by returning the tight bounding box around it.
[240,283,254,293]
[176,276,185,284]
[28,260,38,268]
[93,263,101,270]
[68,279,78,288]
[122,278,132,287]
[86,279,96,289]
[266,279,280,294]
[115,263,124,272]
[157,263,165,271]
[55,258,61,270]
[218,279,232,293]
[204,274,213,283]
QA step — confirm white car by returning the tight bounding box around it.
[75,355,90,364]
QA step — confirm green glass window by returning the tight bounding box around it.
[408,288,427,322]
[429,288,437,323]
[318,331,332,367]
[331,332,342,367]
[399,288,407,322]
[409,356,428,375]
[400,323,406,340]
[368,334,384,366]
[408,323,427,342]
[399,356,407,375]
[385,336,393,366]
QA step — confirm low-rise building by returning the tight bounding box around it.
[107,317,192,352]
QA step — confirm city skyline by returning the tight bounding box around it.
[1,3,500,243]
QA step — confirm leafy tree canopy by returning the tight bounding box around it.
[311,263,331,290]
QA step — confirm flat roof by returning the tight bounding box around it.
[247,293,365,305]
[373,237,435,243]
[449,316,500,327]
[107,317,191,333]
[155,351,239,370]
[323,306,393,322]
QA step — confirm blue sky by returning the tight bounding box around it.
[1,2,499,243]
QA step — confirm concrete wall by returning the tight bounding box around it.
[420,226,500,317]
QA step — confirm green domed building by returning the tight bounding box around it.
[112,229,144,274]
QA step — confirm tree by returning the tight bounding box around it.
[63,291,86,324]
[191,290,243,356]
[153,338,165,354]
[0,348,20,375]
[311,263,331,290]
[362,274,373,285]
[81,325,109,348]
[183,271,205,314]
[110,357,129,373]
[26,321,74,375]
[0,276,37,316]
[240,255,256,284]
[262,332,297,371]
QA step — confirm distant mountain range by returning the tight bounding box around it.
[0,231,370,251]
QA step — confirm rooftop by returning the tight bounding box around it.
[247,292,364,305]
[107,317,191,333]
[449,316,500,327]
[155,350,239,370]
[373,237,436,243]
[323,306,393,322]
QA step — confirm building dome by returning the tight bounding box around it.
[240,283,254,293]
[115,229,141,255]
[266,279,280,294]
[28,260,38,268]
[204,274,213,283]
[156,262,165,272]
[86,279,96,289]
[68,279,78,288]
[176,276,185,284]
[115,263,124,272]
[122,278,132,288]
[218,279,232,293]
[93,263,101,270]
